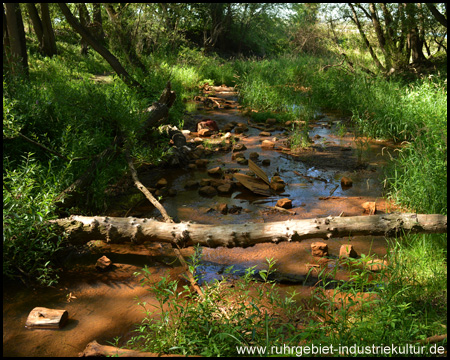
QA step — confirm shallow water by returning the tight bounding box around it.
[3,86,398,357]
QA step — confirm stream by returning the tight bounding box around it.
[3,86,400,357]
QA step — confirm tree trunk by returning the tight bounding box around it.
[348,3,386,72]
[58,3,141,90]
[103,3,147,73]
[26,4,44,53]
[78,3,90,55]
[51,213,447,248]
[40,3,57,57]
[4,3,28,77]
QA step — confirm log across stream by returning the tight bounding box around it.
[53,213,447,248]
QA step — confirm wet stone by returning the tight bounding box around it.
[266,118,277,125]
[262,159,271,166]
[261,140,275,149]
[249,152,259,160]
[259,131,271,137]
[311,242,329,257]
[217,203,228,214]
[341,176,353,188]
[156,178,168,188]
[199,186,218,197]
[237,158,248,165]
[208,167,223,177]
[232,152,245,160]
[96,255,112,271]
[339,244,358,259]
[195,159,208,168]
[184,180,199,189]
[233,143,247,152]
[217,183,233,194]
[276,198,292,209]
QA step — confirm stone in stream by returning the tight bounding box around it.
[207,166,223,177]
[262,159,271,166]
[270,176,286,192]
[276,198,292,209]
[184,180,199,189]
[195,159,208,168]
[249,152,259,160]
[217,203,228,214]
[339,244,358,259]
[261,140,275,149]
[217,183,233,194]
[341,176,353,188]
[96,255,112,271]
[311,242,329,257]
[233,143,247,152]
[199,186,218,197]
[231,152,245,160]
[266,118,277,126]
[259,131,271,137]
[155,178,168,188]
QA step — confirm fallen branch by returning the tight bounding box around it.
[79,340,196,357]
[51,213,447,248]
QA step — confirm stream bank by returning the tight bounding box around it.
[3,85,401,357]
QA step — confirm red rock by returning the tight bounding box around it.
[261,140,275,149]
[198,128,212,137]
[341,176,353,188]
[217,203,228,214]
[339,244,358,258]
[276,198,292,209]
[311,242,328,257]
[96,255,112,271]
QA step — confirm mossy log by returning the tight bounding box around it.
[52,213,447,248]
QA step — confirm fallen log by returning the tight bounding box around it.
[79,340,195,357]
[25,307,68,329]
[51,213,446,248]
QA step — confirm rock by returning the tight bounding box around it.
[228,205,242,214]
[339,244,358,259]
[233,143,247,152]
[217,203,228,214]
[199,186,217,197]
[262,159,271,166]
[362,201,377,215]
[184,180,199,189]
[249,152,259,160]
[171,133,187,147]
[199,179,211,187]
[167,189,177,197]
[341,176,353,188]
[271,176,285,184]
[234,127,245,134]
[237,158,248,165]
[195,159,208,168]
[96,255,112,271]
[197,119,219,132]
[156,178,168,188]
[311,242,329,257]
[217,183,233,194]
[266,118,277,125]
[198,128,212,137]
[285,121,292,127]
[259,131,271,137]
[261,140,275,149]
[365,259,388,272]
[222,124,235,132]
[207,166,223,177]
[270,182,285,191]
[276,198,292,209]
[232,152,245,160]
[187,163,197,170]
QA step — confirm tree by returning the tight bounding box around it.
[346,3,445,74]
[4,3,28,76]
[103,3,147,72]
[58,3,141,89]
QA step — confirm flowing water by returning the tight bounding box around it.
[3,86,400,356]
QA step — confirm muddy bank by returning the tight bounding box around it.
[3,85,399,357]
